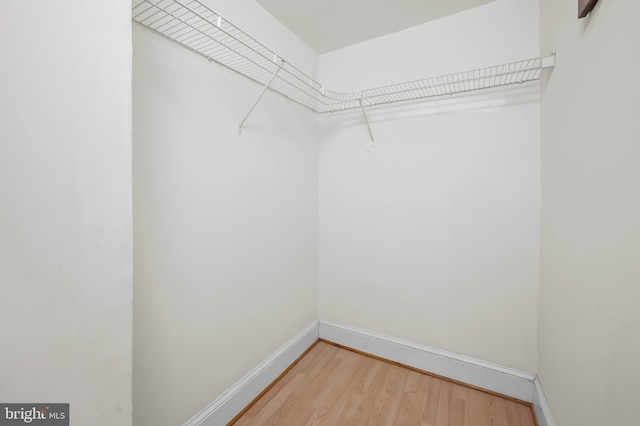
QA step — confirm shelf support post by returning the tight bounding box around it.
[238,61,284,134]
[357,98,375,143]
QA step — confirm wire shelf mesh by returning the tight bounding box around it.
[133,0,554,114]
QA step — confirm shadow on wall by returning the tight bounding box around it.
[320,82,541,135]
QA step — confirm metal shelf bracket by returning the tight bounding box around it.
[357,97,375,143]
[541,51,556,69]
[238,58,284,135]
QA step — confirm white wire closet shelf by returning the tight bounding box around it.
[132,0,555,115]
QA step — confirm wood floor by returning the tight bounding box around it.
[231,341,537,426]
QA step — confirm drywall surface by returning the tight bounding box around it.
[132,1,318,424]
[318,0,541,373]
[0,2,133,426]
[538,1,640,425]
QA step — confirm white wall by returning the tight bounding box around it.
[0,2,133,426]
[132,1,319,424]
[318,0,541,372]
[539,0,640,425]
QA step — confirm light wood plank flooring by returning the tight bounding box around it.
[231,341,537,426]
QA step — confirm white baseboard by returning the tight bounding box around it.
[184,319,556,426]
[319,320,536,403]
[184,320,319,426]
[533,377,555,426]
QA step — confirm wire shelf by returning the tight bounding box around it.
[133,0,555,114]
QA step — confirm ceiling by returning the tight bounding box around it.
[255,0,495,53]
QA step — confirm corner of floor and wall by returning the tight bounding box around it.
[2,0,639,425]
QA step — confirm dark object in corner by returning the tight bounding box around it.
[579,0,599,18]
